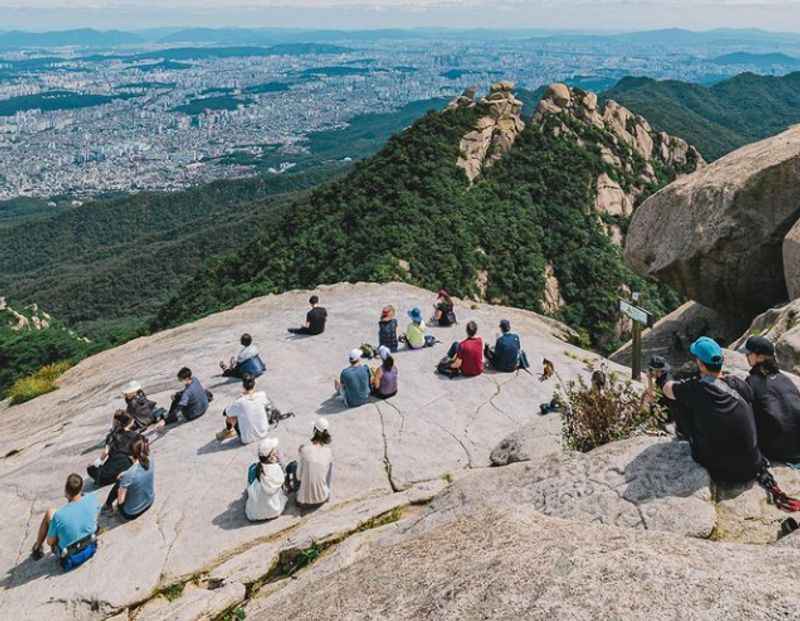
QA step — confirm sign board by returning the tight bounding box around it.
[619,300,650,326]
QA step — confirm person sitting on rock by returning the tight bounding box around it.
[288,295,327,336]
[334,349,371,408]
[245,437,288,521]
[162,367,210,425]
[286,418,334,507]
[378,305,399,353]
[87,410,141,487]
[743,336,800,463]
[371,350,398,399]
[104,436,154,520]
[433,289,456,327]
[216,374,271,444]
[122,381,166,430]
[404,307,428,349]
[484,319,527,372]
[220,333,266,378]
[31,473,100,569]
[660,337,762,484]
[443,321,484,378]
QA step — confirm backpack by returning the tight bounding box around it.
[518,350,531,370]
[436,356,460,378]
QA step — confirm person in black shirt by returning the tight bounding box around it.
[289,295,327,336]
[432,289,456,327]
[743,335,800,463]
[86,410,141,486]
[661,337,762,484]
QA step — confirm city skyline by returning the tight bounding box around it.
[4,1,800,32]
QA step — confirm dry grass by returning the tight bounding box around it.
[7,361,72,405]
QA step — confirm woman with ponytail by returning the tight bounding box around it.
[105,436,155,520]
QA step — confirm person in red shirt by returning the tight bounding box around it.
[449,321,484,377]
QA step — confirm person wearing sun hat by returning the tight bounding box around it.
[121,380,164,430]
[245,437,287,521]
[742,335,800,462]
[661,336,762,483]
[285,418,334,507]
[405,306,427,349]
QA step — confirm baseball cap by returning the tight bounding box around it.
[689,337,724,366]
[378,345,391,361]
[258,437,279,457]
[647,355,668,370]
[313,417,329,433]
[743,335,775,357]
[349,349,362,363]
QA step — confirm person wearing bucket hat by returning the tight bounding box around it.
[121,381,165,430]
[245,437,287,521]
[378,305,399,352]
[334,349,371,408]
[405,307,427,349]
[661,337,762,483]
[285,418,334,507]
[743,336,800,462]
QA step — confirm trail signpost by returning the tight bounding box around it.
[620,296,652,380]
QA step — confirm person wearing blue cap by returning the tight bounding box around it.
[660,336,762,484]
[743,336,800,463]
[404,307,427,349]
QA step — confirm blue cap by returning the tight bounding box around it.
[408,307,423,323]
[689,336,724,366]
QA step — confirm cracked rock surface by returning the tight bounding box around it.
[0,282,594,620]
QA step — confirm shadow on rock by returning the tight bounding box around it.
[196,439,244,456]
[212,493,305,531]
[316,396,350,415]
[622,439,710,503]
[0,553,64,589]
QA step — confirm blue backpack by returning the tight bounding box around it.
[60,533,97,571]
[239,355,266,378]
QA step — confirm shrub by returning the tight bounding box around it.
[6,361,72,405]
[557,362,666,452]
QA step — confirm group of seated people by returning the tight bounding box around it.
[30,290,535,570]
[648,335,800,485]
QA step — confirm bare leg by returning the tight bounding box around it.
[32,508,55,558]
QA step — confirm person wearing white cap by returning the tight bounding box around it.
[286,418,334,507]
[245,437,287,521]
[333,349,371,408]
[122,381,165,430]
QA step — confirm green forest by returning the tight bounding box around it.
[154,100,682,352]
[604,72,800,160]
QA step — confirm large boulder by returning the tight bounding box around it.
[730,298,800,375]
[783,217,800,300]
[625,125,800,323]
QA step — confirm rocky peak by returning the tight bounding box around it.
[450,81,526,183]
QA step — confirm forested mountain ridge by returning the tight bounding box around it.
[155,82,702,351]
[604,72,800,160]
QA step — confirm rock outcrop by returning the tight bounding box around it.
[783,218,800,300]
[731,299,800,375]
[0,297,52,331]
[625,125,800,323]
[452,82,525,183]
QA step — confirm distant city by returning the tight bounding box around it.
[2,27,800,200]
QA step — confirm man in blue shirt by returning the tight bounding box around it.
[32,473,99,562]
[163,367,210,425]
[485,319,523,372]
[335,349,371,407]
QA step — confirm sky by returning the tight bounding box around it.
[3,1,800,32]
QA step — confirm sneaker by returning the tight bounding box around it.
[31,545,44,561]
[216,428,236,442]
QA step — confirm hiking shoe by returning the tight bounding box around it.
[31,545,44,561]
[216,428,237,442]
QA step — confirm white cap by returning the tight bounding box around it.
[313,417,330,433]
[349,349,362,363]
[258,437,279,457]
[121,380,142,396]
[378,345,391,361]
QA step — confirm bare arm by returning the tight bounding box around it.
[662,380,677,401]
[116,487,127,507]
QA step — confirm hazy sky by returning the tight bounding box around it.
[3,1,800,32]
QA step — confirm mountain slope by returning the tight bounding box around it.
[155,83,700,351]
[604,72,800,160]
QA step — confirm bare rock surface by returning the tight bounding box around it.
[625,125,800,322]
[0,282,602,620]
[731,298,800,375]
[243,502,800,621]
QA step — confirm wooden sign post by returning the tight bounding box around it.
[619,298,652,380]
